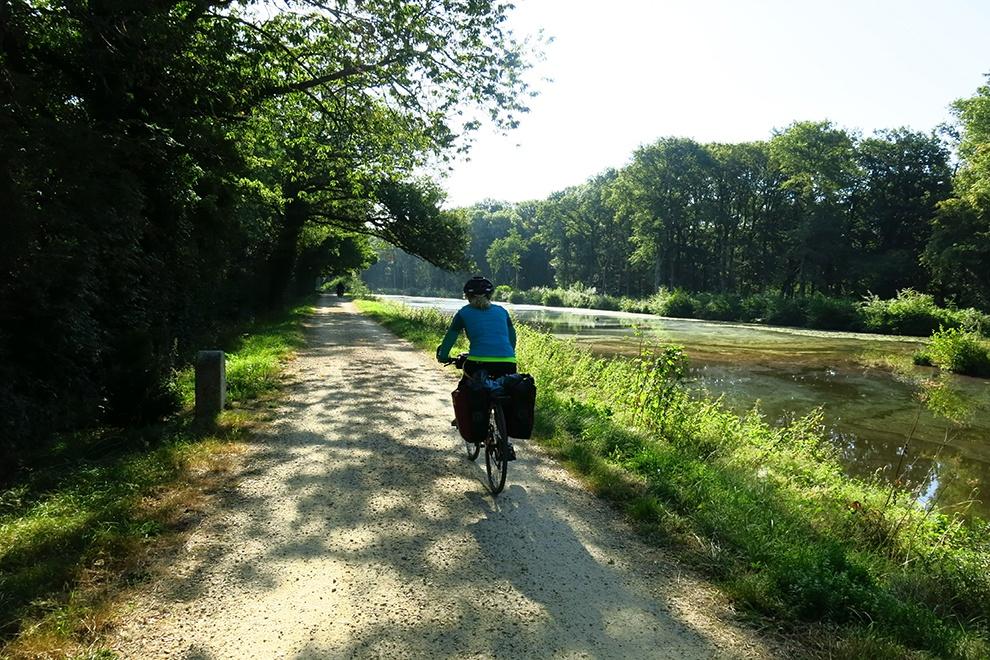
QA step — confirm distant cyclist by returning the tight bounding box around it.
[436,276,517,380]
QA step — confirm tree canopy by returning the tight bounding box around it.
[0,0,538,468]
[366,122,962,308]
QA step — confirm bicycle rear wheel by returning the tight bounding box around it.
[484,402,509,494]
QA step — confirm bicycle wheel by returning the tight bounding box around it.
[484,402,509,494]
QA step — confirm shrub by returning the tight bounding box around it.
[645,290,670,316]
[560,282,598,309]
[493,285,512,302]
[595,295,622,311]
[695,292,741,321]
[861,289,948,336]
[764,296,807,327]
[508,290,527,304]
[948,306,990,335]
[739,292,772,322]
[619,297,651,314]
[656,288,696,318]
[806,294,862,331]
[919,327,990,377]
[541,290,564,307]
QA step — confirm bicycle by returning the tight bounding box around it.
[444,353,513,494]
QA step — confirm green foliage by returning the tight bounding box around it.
[656,289,696,318]
[487,230,528,288]
[805,293,863,330]
[361,118,977,329]
[321,273,371,298]
[915,328,990,378]
[541,290,564,307]
[381,281,988,340]
[692,292,741,321]
[925,76,990,309]
[1,1,537,466]
[853,129,952,297]
[359,299,990,657]
[860,289,989,336]
[493,285,513,301]
[761,294,810,327]
[360,83,990,337]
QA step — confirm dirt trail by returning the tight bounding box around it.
[112,297,783,659]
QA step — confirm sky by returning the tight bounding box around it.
[438,0,990,208]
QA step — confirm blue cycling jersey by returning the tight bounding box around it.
[436,304,516,363]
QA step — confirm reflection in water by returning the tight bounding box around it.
[384,296,990,518]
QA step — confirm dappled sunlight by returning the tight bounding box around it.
[112,297,778,659]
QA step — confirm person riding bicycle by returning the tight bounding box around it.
[437,277,518,455]
[436,276,517,379]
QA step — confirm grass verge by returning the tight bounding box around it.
[0,301,311,658]
[356,298,990,659]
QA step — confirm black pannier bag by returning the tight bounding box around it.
[499,373,536,439]
[452,377,490,443]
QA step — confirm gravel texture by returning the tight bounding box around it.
[110,297,783,659]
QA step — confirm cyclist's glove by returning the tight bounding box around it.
[435,345,449,363]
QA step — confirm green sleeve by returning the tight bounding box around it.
[436,312,465,362]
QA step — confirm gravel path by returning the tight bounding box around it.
[111,297,782,659]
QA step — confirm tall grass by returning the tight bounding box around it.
[0,302,311,657]
[357,299,990,658]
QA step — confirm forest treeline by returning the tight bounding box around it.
[365,79,990,315]
[0,1,536,469]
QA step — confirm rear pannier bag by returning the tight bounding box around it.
[451,387,474,442]
[500,373,536,439]
[452,378,490,443]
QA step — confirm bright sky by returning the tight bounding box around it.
[439,0,990,208]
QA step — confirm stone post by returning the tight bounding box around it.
[195,350,226,421]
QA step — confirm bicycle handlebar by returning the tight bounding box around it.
[442,352,469,369]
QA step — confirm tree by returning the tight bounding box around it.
[465,202,516,275]
[851,129,951,296]
[925,77,990,308]
[706,141,786,293]
[612,138,718,291]
[769,121,860,295]
[487,230,527,288]
[0,0,538,466]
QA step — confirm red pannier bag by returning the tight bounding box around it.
[452,379,490,443]
[451,386,474,442]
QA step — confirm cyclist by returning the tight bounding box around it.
[437,276,517,452]
[436,276,517,377]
